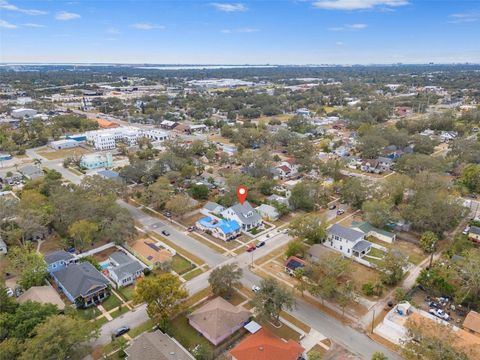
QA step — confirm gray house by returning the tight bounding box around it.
[108,251,144,288]
[45,250,77,273]
[200,201,225,216]
[221,201,263,230]
[125,330,194,360]
[51,262,109,307]
[19,165,44,180]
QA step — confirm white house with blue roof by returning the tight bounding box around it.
[196,216,241,241]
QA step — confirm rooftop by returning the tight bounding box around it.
[52,262,109,299]
[328,224,364,243]
[125,330,194,360]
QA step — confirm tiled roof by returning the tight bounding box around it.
[230,329,304,360]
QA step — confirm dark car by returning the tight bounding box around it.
[328,204,337,210]
[162,230,170,236]
[114,326,130,337]
[256,241,266,248]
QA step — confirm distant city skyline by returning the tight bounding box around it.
[1,0,479,64]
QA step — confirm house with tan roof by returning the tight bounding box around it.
[463,311,480,336]
[230,328,304,360]
[188,297,250,345]
[17,285,65,310]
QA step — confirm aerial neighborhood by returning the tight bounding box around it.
[1,35,480,360]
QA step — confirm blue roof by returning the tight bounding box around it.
[198,216,240,235]
[97,169,119,178]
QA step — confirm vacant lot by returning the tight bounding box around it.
[38,147,91,160]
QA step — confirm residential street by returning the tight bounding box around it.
[26,148,402,359]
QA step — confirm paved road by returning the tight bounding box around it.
[119,200,227,267]
[27,147,403,359]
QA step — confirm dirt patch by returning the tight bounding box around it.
[92,247,118,262]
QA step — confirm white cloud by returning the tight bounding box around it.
[448,11,480,24]
[222,27,258,33]
[55,11,81,20]
[0,19,17,29]
[130,22,165,30]
[313,0,408,10]
[347,23,367,29]
[336,41,344,46]
[211,3,247,12]
[328,23,368,31]
[23,23,45,28]
[0,0,47,15]
[107,27,121,34]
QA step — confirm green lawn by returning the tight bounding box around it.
[183,268,203,281]
[225,291,246,306]
[368,247,386,258]
[110,306,130,319]
[257,319,301,341]
[129,319,154,338]
[117,286,135,302]
[168,314,215,353]
[172,254,195,275]
[77,306,101,320]
[102,294,123,311]
[93,316,109,328]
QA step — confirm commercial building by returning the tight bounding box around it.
[12,108,37,118]
[49,139,81,150]
[80,153,113,170]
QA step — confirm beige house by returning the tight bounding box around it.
[17,285,65,310]
[188,297,250,345]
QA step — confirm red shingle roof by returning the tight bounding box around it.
[230,329,304,360]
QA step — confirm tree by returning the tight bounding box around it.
[68,220,98,251]
[381,250,408,286]
[393,287,409,303]
[165,194,192,218]
[0,300,58,341]
[453,250,480,308]
[252,277,295,325]
[8,246,47,290]
[460,164,480,194]
[19,315,99,360]
[411,134,438,155]
[419,231,438,253]
[133,273,188,329]
[190,184,209,200]
[371,352,388,360]
[362,200,393,229]
[0,286,17,314]
[142,177,173,209]
[340,177,369,209]
[285,240,306,258]
[358,134,388,159]
[288,214,326,244]
[208,263,242,299]
[403,318,473,360]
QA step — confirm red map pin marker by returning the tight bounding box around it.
[236,186,248,204]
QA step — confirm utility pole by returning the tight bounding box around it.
[371,309,375,334]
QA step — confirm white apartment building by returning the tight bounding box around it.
[83,127,170,150]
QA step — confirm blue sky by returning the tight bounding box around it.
[0,0,479,64]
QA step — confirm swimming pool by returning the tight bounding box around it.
[99,261,110,270]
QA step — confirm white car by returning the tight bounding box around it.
[6,288,14,297]
[251,285,261,292]
[429,308,450,321]
[463,226,470,235]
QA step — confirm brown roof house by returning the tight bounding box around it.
[188,297,250,345]
[463,311,480,336]
[125,330,194,360]
[17,285,65,310]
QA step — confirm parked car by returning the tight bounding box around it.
[251,285,260,292]
[463,226,471,235]
[164,211,172,218]
[162,230,170,236]
[6,288,14,297]
[187,226,195,232]
[336,209,345,215]
[246,244,256,252]
[328,204,337,210]
[114,325,130,337]
[257,241,265,248]
[429,308,450,321]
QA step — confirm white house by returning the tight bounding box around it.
[221,202,263,231]
[256,204,280,221]
[12,108,37,119]
[108,251,144,288]
[326,224,372,258]
[49,139,81,150]
[0,236,7,254]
